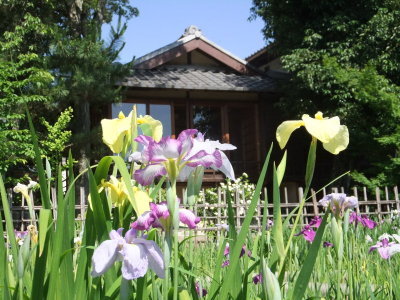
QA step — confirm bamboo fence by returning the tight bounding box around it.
[4,185,400,233]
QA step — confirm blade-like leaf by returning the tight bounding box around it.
[291,210,329,299]
[218,144,272,299]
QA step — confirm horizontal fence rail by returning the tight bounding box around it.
[3,186,400,235]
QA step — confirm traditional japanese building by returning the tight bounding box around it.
[115,25,285,183]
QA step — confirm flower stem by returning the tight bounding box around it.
[163,230,172,300]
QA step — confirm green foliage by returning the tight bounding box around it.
[251,0,400,186]
[0,14,53,176]
[0,1,139,183]
[40,106,73,167]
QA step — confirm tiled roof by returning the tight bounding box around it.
[121,65,276,92]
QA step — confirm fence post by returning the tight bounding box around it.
[311,189,319,216]
[235,189,240,228]
[353,187,360,214]
[363,187,369,214]
[375,187,382,221]
[298,187,305,225]
[80,186,86,222]
[217,187,222,239]
[394,186,400,211]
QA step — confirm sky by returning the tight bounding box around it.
[108,0,267,63]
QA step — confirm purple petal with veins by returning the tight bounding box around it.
[134,164,167,186]
[150,202,170,219]
[131,212,155,231]
[179,208,200,229]
[149,137,181,162]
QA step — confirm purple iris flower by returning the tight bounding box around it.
[132,129,236,185]
[253,273,262,284]
[224,244,252,258]
[319,193,358,217]
[221,260,230,267]
[369,238,400,259]
[91,228,164,280]
[131,201,200,230]
[349,212,377,229]
[14,230,28,246]
[195,282,207,297]
[295,216,321,243]
[323,241,333,248]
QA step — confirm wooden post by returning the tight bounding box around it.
[375,187,382,221]
[353,187,360,214]
[298,187,305,225]
[363,187,369,214]
[51,187,57,221]
[235,189,240,228]
[394,186,400,211]
[311,189,319,216]
[217,187,222,239]
[283,186,289,217]
[80,186,86,222]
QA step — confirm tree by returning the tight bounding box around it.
[0,1,138,183]
[251,0,400,187]
[0,14,53,180]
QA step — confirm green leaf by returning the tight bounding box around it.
[272,164,285,262]
[291,210,329,299]
[26,107,51,209]
[218,144,272,299]
[38,209,51,256]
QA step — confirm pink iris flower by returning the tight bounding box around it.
[295,216,322,243]
[349,212,377,229]
[131,201,200,230]
[91,228,164,280]
[131,129,236,185]
[369,238,400,259]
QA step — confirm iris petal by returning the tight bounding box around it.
[91,239,120,277]
[121,244,149,280]
[134,164,167,186]
[302,114,341,143]
[134,238,165,278]
[101,113,131,154]
[322,125,349,154]
[276,120,304,149]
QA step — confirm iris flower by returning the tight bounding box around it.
[101,111,162,154]
[13,181,38,201]
[369,237,400,259]
[97,176,151,216]
[131,201,200,231]
[91,228,164,280]
[132,129,236,185]
[295,216,322,243]
[349,212,377,229]
[318,193,358,217]
[276,111,349,154]
[253,273,262,285]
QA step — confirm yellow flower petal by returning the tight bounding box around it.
[132,187,151,216]
[302,114,341,143]
[137,115,163,142]
[101,112,132,153]
[322,125,349,155]
[276,120,304,149]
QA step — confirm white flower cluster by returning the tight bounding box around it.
[198,173,257,223]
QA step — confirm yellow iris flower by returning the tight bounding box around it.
[100,176,150,215]
[276,112,349,155]
[101,111,163,154]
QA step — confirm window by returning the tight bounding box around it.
[111,103,146,118]
[149,104,171,137]
[192,105,222,141]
